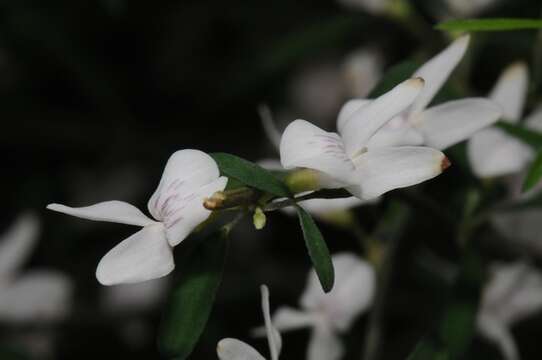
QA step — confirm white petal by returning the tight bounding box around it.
[217,338,266,360]
[147,149,221,221]
[296,197,364,216]
[416,98,502,150]
[96,224,174,285]
[101,277,170,313]
[477,315,519,360]
[0,213,39,278]
[301,253,376,331]
[259,105,282,151]
[467,127,533,178]
[261,285,281,360]
[163,176,228,246]
[410,35,470,114]
[367,125,425,148]
[46,201,154,227]
[272,307,317,331]
[307,327,344,360]
[340,78,425,157]
[0,271,72,323]
[336,99,371,133]
[279,119,355,186]
[490,62,528,123]
[525,105,542,132]
[348,147,448,200]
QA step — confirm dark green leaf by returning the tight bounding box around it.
[158,230,228,359]
[436,18,542,32]
[368,61,419,98]
[523,149,542,192]
[211,153,291,198]
[496,121,542,149]
[296,206,334,292]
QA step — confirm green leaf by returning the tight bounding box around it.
[296,206,334,292]
[523,149,542,192]
[436,18,542,32]
[496,121,542,149]
[368,61,419,98]
[158,230,228,359]
[211,153,291,198]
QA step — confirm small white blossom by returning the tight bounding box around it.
[339,35,502,151]
[260,253,375,360]
[477,262,542,360]
[280,77,450,200]
[47,149,227,285]
[217,285,282,360]
[0,213,72,323]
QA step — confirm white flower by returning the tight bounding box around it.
[477,262,542,360]
[444,0,498,17]
[263,253,375,360]
[280,77,450,201]
[217,285,282,360]
[342,48,383,99]
[0,213,72,323]
[468,63,542,179]
[339,35,502,151]
[47,149,228,286]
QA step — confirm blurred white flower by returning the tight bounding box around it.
[0,213,72,323]
[337,0,390,15]
[339,35,502,151]
[468,63,542,179]
[47,150,228,285]
[342,48,383,99]
[444,0,498,17]
[477,262,542,360]
[217,285,282,360]
[280,77,450,200]
[260,253,375,360]
[101,277,169,313]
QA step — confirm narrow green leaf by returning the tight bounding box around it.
[496,121,542,149]
[368,61,419,98]
[523,149,542,192]
[436,18,542,32]
[296,206,334,292]
[211,153,291,198]
[158,230,228,359]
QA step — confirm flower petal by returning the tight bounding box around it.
[217,338,266,360]
[101,277,170,313]
[490,62,528,123]
[46,201,154,227]
[477,315,519,360]
[163,176,228,246]
[280,119,355,186]
[348,147,448,200]
[525,105,542,132]
[147,149,221,221]
[295,197,365,216]
[307,327,344,360]
[0,271,72,323]
[301,253,376,331]
[340,78,425,157]
[467,127,533,178]
[367,125,425,148]
[96,224,174,285]
[0,213,39,278]
[416,98,502,150]
[259,105,282,151]
[336,99,371,133]
[271,307,317,332]
[410,35,470,114]
[261,285,282,360]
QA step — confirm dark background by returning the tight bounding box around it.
[1,0,542,358]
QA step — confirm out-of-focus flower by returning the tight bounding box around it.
[260,253,375,360]
[342,48,383,99]
[0,213,72,323]
[47,150,228,285]
[280,77,450,200]
[477,262,542,360]
[217,285,282,360]
[340,35,502,151]
[444,0,498,17]
[101,277,169,313]
[468,63,542,179]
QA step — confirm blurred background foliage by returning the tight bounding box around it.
[1,0,542,359]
